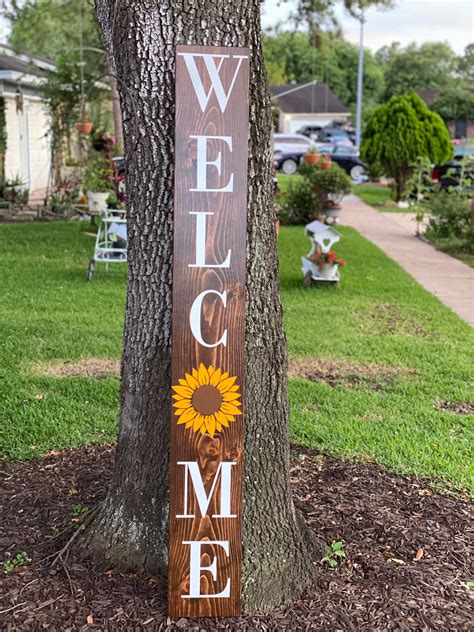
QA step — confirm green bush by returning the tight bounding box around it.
[426,188,473,241]
[278,161,352,225]
[278,177,315,225]
[361,93,452,201]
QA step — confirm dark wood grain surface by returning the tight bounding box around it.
[168,45,249,617]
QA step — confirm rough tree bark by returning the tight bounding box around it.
[91,0,317,612]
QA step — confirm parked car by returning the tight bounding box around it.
[432,144,474,190]
[317,145,367,180]
[316,127,353,146]
[296,124,325,140]
[274,146,367,180]
[273,133,316,155]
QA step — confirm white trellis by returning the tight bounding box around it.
[301,219,341,284]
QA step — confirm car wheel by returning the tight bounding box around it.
[281,158,298,175]
[350,165,365,181]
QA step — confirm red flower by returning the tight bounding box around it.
[328,251,336,263]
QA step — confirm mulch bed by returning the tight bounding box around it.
[0,446,472,631]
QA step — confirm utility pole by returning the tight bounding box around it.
[355,10,365,148]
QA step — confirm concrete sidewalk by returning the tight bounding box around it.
[340,195,474,326]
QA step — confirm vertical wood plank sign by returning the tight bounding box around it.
[168,45,250,617]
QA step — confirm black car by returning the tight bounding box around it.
[274,147,367,180]
[432,145,474,190]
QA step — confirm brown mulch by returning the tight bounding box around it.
[29,358,121,379]
[0,446,472,631]
[436,400,474,415]
[289,357,414,391]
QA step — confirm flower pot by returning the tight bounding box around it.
[320,158,332,170]
[75,122,93,135]
[323,205,342,219]
[318,263,338,279]
[303,153,320,165]
[87,191,109,215]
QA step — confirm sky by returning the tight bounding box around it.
[261,0,474,55]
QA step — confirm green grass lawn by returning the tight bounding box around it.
[0,222,473,493]
[353,183,400,210]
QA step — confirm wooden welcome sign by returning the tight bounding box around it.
[168,45,250,617]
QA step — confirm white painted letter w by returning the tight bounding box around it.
[178,52,248,113]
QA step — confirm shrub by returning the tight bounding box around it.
[278,177,315,225]
[426,188,472,241]
[278,161,352,225]
[361,93,452,201]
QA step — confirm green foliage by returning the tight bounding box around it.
[3,551,30,574]
[376,42,458,100]
[263,31,384,110]
[426,189,473,242]
[457,44,474,84]
[278,161,352,224]
[84,155,114,193]
[7,0,105,77]
[321,540,346,568]
[431,87,474,121]
[278,177,315,225]
[361,93,452,200]
[70,503,89,518]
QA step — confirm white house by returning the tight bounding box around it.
[0,45,53,197]
[271,81,351,133]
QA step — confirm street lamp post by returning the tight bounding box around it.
[355,11,365,148]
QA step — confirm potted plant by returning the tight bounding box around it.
[299,161,352,223]
[308,249,345,279]
[319,154,332,170]
[303,146,320,165]
[75,116,93,135]
[92,129,116,154]
[4,174,28,204]
[83,155,114,215]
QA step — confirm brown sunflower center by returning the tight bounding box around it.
[192,385,222,416]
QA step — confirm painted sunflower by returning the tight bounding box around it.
[172,363,242,437]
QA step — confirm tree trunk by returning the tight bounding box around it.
[91,0,317,613]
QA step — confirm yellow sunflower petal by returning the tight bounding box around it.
[192,368,199,379]
[210,367,222,386]
[218,376,237,393]
[208,365,215,376]
[185,372,199,389]
[205,415,216,437]
[228,385,239,392]
[172,385,193,398]
[177,408,197,425]
[216,410,229,428]
[223,392,241,402]
[193,415,205,432]
[179,378,189,386]
[185,418,194,428]
[216,422,222,432]
[173,399,192,409]
[221,402,242,415]
[200,424,207,435]
[198,363,210,385]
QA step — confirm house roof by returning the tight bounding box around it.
[418,87,474,105]
[0,45,56,89]
[270,81,349,114]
